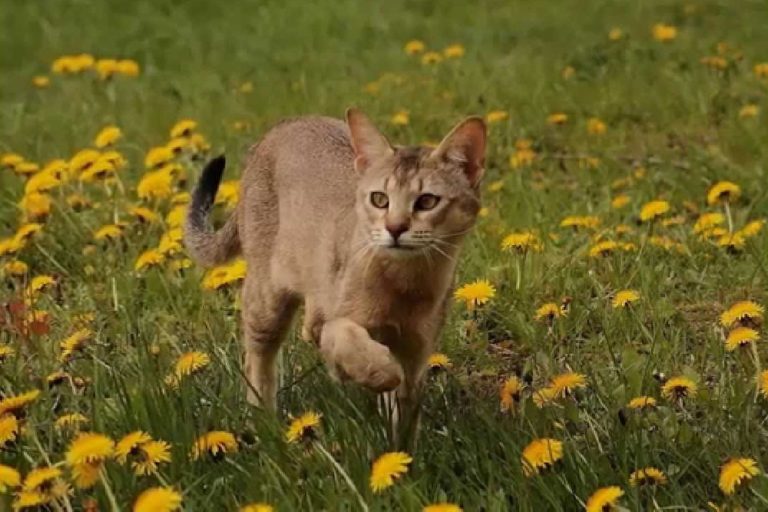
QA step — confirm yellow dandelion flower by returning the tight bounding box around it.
[390,110,410,126]
[115,431,153,463]
[739,219,765,239]
[701,56,728,70]
[133,440,172,475]
[547,113,568,125]
[694,213,725,235]
[754,63,768,78]
[170,119,198,139]
[26,275,55,297]
[661,376,697,400]
[500,376,522,412]
[427,353,452,371]
[13,490,50,510]
[3,256,31,274]
[144,146,175,169]
[116,59,140,76]
[95,58,119,79]
[720,300,765,327]
[169,258,193,272]
[612,290,640,309]
[404,40,425,55]
[240,504,274,512]
[627,396,657,410]
[137,168,175,199]
[68,149,101,176]
[94,224,125,241]
[166,137,189,155]
[443,44,465,58]
[589,240,620,257]
[562,216,601,230]
[652,23,677,42]
[421,51,443,65]
[191,431,238,460]
[561,66,575,79]
[534,303,563,322]
[20,192,52,220]
[725,327,759,351]
[549,372,587,398]
[128,206,159,223]
[717,232,746,252]
[32,75,50,88]
[55,413,89,431]
[370,451,412,493]
[485,110,508,124]
[133,487,183,512]
[510,146,536,168]
[71,461,103,489]
[24,169,62,195]
[202,259,247,290]
[1,152,25,168]
[14,161,40,176]
[158,232,183,256]
[585,486,624,512]
[758,370,768,399]
[629,467,667,486]
[0,390,41,418]
[94,125,122,148]
[424,504,462,512]
[707,181,740,205]
[608,28,623,41]
[65,432,114,466]
[521,438,563,476]
[66,193,91,210]
[0,414,19,446]
[59,328,92,362]
[0,343,16,361]
[639,200,670,222]
[501,231,542,252]
[453,279,496,309]
[0,463,21,493]
[532,386,558,408]
[285,411,322,443]
[0,237,25,257]
[165,205,188,229]
[719,458,760,495]
[171,351,211,383]
[135,249,165,272]
[586,117,606,135]
[739,104,759,118]
[78,157,116,183]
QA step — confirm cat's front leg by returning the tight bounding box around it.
[388,339,431,451]
[318,318,403,393]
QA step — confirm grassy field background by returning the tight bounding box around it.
[1,0,768,510]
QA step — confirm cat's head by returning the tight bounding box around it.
[346,108,486,257]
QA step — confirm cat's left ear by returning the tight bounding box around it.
[430,117,486,187]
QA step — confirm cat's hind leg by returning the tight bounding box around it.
[319,318,403,393]
[242,274,298,410]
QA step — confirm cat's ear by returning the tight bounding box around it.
[346,108,394,173]
[430,117,486,187]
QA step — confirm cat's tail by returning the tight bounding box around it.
[184,155,241,267]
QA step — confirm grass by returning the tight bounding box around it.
[1,0,768,510]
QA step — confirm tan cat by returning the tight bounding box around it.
[184,109,485,446]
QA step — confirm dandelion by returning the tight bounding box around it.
[612,290,640,309]
[65,432,114,466]
[133,487,183,512]
[521,438,563,476]
[589,240,620,257]
[755,63,768,78]
[707,181,740,205]
[191,431,238,460]
[170,119,197,139]
[758,370,768,399]
[501,231,542,252]
[94,224,125,241]
[55,413,89,431]
[608,28,623,41]
[137,169,175,199]
[240,504,274,512]
[627,396,657,410]
[739,104,759,118]
[404,40,425,55]
[532,386,558,408]
[424,504,462,512]
[60,328,92,362]
[534,303,563,322]
[652,23,677,42]
[720,301,763,328]
[500,376,522,412]
[95,58,119,79]
[717,232,746,252]
[719,458,760,495]
[629,467,668,486]
[443,44,465,58]
[561,215,600,230]
[135,249,165,272]
[453,279,496,309]
[701,56,728,70]
[485,110,508,124]
[549,372,587,397]
[94,125,122,148]
[509,143,536,168]
[116,432,171,475]
[561,66,575,79]
[202,259,247,289]
[639,200,670,222]
[174,351,211,378]
[391,110,410,125]
[739,219,765,239]
[0,414,19,446]
[0,344,16,361]
[547,113,568,125]
[725,327,759,351]
[14,161,40,176]
[25,170,62,195]
[71,461,103,489]
[586,117,606,135]
[427,353,452,371]
[0,464,21,492]
[285,411,322,443]
[144,146,175,169]
[129,206,159,223]
[585,486,624,512]
[421,51,443,65]
[694,212,725,235]
[20,192,52,220]
[661,376,697,400]
[32,75,50,88]
[370,451,412,493]
[0,390,41,418]
[17,466,69,508]
[115,431,153,463]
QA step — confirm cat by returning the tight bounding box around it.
[185,109,485,447]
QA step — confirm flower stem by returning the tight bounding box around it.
[99,469,121,512]
[724,200,734,233]
[315,442,369,512]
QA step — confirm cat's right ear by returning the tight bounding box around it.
[346,108,393,173]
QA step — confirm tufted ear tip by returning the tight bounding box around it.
[430,116,487,186]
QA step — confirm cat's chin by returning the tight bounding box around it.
[377,245,421,259]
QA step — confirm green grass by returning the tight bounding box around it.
[2,0,768,510]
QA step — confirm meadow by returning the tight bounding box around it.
[1,0,768,510]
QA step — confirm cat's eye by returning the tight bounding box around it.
[414,193,440,211]
[370,191,389,209]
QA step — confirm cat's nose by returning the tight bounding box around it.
[385,222,409,241]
